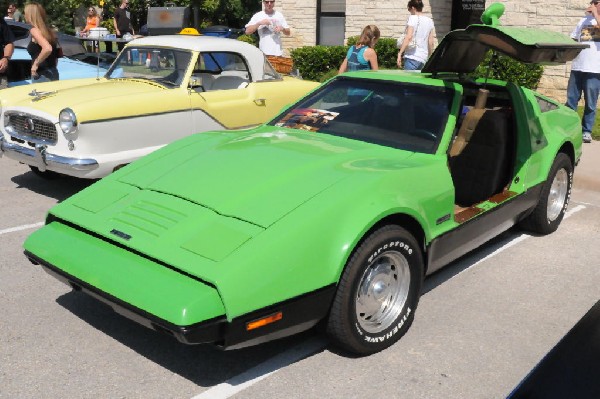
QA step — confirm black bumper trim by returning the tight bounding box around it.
[26,250,337,349]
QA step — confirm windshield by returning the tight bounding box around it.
[106,46,193,88]
[270,77,454,154]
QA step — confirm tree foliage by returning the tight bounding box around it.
[33,0,259,35]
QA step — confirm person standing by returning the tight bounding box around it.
[397,0,435,71]
[80,7,100,36]
[114,0,134,52]
[245,0,290,56]
[80,7,101,52]
[5,3,16,20]
[565,0,600,143]
[338,25,379,104]
[24,2,59,82]
[0,17,15,89]
[5,3,23,21]
[338,24,380,74]
[13,4,23,22]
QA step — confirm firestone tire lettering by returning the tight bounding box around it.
[327,225,424,355]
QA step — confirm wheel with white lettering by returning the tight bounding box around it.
[327,225,423,355]
[519,153,572,235]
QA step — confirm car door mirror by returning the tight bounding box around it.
[188,76,205,92]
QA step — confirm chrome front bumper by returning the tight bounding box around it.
[0,135,98,172]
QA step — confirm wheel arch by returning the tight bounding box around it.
[557,140,575,168]
[342,212,428,279]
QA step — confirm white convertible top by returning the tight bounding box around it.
[126,35,270,80]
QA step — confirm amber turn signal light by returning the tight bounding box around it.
[246,312,283,331]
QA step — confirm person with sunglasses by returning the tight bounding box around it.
[80,7,100,36]
[79,7,101,51]
[565,0,600,143]
[245,0,290,56]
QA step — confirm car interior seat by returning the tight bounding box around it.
[192,73,215,91]
[449,89,510,207]
[210,75,249,90]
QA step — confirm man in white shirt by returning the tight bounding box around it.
[245,0,290,56]
[566,0,600,143]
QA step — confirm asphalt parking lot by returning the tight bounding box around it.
[1,143,599,399]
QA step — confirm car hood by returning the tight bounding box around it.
[115,126,416,228]
[4,79,170,119]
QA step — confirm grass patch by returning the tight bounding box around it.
[577,106,600,140]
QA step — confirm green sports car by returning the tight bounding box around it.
[24,5,586,355]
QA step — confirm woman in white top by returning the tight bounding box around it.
[397,0,435,70]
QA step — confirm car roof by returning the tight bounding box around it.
[128,35,258,53]
[422,3,586,75]
[127,35,269,80]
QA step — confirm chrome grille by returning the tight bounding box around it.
[5,112,57,145]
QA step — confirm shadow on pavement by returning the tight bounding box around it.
[11,170,96,202]
[55,291,325,387]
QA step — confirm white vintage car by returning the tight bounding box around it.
[0,34,318,178]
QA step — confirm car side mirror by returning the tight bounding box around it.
[189,76,201,88]
[188,76,205,93]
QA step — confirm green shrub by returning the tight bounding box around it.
[291,42,543,91]
[290,45,347,82]
[319,69,339,83]
[347,36,398,69]
[237,34,258,47]
[471,51,544,90]
[291,37,400,81]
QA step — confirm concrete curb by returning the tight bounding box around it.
[574,140,600,192]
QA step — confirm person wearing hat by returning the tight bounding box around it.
[566,0,600,143]
[245,0,290,56]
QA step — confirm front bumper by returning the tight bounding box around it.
[0,134,98,172]
[24,220,336,349]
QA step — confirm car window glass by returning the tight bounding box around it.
[270,77,454,154]
[535,95,559,113]
[8,24,29,41]
[262,57,280,81]
[196,52,244,72]
[106,47,192,88]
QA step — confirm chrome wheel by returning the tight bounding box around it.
[547,168,568,222]
[355,251,410,334]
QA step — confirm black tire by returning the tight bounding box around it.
[519,152,573,235]
[327,225,424,355]
[29,166,62,180]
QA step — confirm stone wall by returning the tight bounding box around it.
[277,0,592,101]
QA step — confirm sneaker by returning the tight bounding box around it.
[583,132,593,143]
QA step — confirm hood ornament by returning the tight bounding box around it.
[28,89,57,102]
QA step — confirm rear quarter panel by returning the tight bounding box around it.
[515,87,582,189]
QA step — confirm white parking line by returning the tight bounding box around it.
[191,337,326,399]
[191,204,587,399]
[434,204,587,284]
[0,222,44,236]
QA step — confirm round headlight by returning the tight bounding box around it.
[59,108,78,137]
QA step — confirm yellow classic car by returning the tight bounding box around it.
[0,35,318,178]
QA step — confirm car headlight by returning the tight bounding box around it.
[59,108,78,137]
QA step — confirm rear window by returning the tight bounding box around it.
[270,77,454,154]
